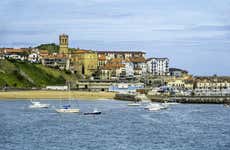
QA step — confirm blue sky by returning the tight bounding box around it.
[1,0,230,75]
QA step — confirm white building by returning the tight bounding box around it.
[123,61,134,77]
[28,53,39,63]
[146,57,169,76]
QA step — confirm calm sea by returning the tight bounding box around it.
[0,100,230,150]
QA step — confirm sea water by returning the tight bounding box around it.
[0,100,230,150]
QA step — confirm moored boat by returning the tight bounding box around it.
[144,103,167,111]
[55,82,80,113]
[55,105,80,113]
[84,108,101,115]
[29,101,50,108]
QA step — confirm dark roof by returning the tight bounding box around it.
[169,68,188,74]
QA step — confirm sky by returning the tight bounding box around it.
[0,0,230,75]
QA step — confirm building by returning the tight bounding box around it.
[100,57,147,80]
[97,51,146,79]
[59,34,69,54]
[194,76,230,96]
[97,51,146,61]
[146,58,169,76]
[109,83,144,93]
[46,85,68,90]
[123,59,134,77]
[41,54,68,70]
[100,58,125,80]
[3,48,29,61]
[98,54,107,69]
[71,49,98,78]
[28,53,39,63]
[130,57,146,77]
[166,78,194,90]
[195,76,230,90]
[169,68,188,77]
[76,80,116,91]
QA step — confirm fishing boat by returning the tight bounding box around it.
[29,101,50,108]
[55,83,80,113]
[84,108,101,115]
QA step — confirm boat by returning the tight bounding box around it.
[29,101,50,108]
[56,105,80,113]
[55,83,80,113]
[84,108,101,115]
[127,102,141,106]
[144,103,167,111]
[224,104,230,108]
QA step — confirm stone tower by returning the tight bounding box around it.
[59,34,69,54]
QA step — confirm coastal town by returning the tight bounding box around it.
[1,34,230,100]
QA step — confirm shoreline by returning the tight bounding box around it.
[0,90,116,100]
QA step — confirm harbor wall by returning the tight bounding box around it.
[148,95,230,104]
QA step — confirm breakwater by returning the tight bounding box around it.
[114,93,141,101]
[148,95,230,104]
[115,93,230,104]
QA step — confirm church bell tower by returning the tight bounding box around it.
[59,34,69,54]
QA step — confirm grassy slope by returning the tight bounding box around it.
[0,59,77,88]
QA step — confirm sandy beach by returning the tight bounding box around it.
[0,90,116,100]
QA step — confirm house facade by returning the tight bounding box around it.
[71,50,98,78]
[146,58,169,76]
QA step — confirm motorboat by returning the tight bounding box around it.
[84,108,101,115]
[29,101,50,108]
[144,103,167,111]
[55,105,80,113]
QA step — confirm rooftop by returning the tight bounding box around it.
[97,51,146,54]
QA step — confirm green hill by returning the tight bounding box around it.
[0,59,78,88]
[36,43,59,53]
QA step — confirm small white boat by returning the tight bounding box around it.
[145,103,167,111]
[55,105,80,113]
[29,101,50,108]
[128,102,141,106]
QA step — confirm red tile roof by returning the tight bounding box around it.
[130,57,146,63]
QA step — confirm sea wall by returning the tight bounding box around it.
[148,95,230,104]
[114,93,139,101]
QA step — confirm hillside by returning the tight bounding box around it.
[36,43,59,53]
[0,59,78,88]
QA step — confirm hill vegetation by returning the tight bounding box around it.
[0,59,78,88]
[36,43,59,53]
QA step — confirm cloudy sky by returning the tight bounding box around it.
[1,0,230,75]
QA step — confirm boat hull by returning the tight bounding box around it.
[29,104,50,108]
[55,109,80,113]
[84,112,101,115]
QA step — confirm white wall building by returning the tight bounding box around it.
[28,53,39,63]
[146,58,169,76]
[123,61,134,77]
